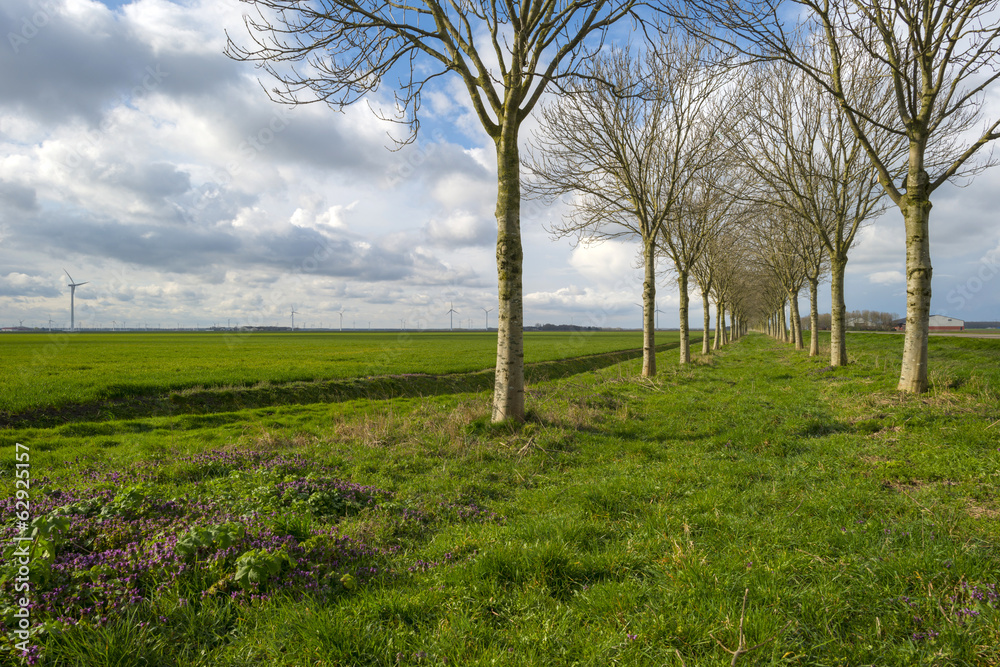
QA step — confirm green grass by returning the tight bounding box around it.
[2,332,999,666]
[0,331,649,414]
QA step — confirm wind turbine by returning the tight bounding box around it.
[447,302,458,331]
[64,270,88,331]
[338,310,344,331]
[290,306,298,330]
[482,307,493,330]
[655,306,664,330]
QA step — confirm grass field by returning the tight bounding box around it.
[2,332,999,666]
[0,331,648,415]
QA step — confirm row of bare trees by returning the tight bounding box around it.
[225,0,1000,421]
[523,31,900,373]
[524,32,738,375]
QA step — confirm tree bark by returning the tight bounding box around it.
[898,168,933,393]
[721,304,729,345]
[789,289,803,350]
[778,299,788,343]
[678,269,690,364]
[829,256,848,367]
[714,301,723,349]
[701,292,711,355]
[492,120,525,422]
[642,239,657,377]
[807,277,819,357]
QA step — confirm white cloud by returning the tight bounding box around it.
[123,0,236,55]
[425,210,494,247]
[569,240,640,286]
[868,270,906,285]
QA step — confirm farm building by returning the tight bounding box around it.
[892,315,965,331]
[929,315,965,331]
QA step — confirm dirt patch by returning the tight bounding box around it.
[966,502,1000,520]
[868,425,902,438]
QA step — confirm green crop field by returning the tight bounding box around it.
[0,331,649,416]
[2,332,999,666]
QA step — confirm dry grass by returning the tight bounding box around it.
[965,501,1000,520]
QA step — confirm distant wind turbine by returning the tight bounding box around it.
[482,307,493,330]
[338,310,344,331]
[290,306,298,330]
[64,270,88,331]
[447,302,458,331]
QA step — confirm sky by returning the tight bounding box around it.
[1,0,998,332]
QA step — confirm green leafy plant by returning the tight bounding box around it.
[99,483,160,519]
[234,549,293,589]
[175,524,246,559]
[306,490,352,517]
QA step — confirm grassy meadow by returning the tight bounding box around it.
[2,331,999,666]
[0,331,646,417]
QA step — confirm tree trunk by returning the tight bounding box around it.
[492,120,525,422]
[721,304,729,345]
[714,301,723,349]
[678,269,690,364]
[701,291,711,355]
[790,289,803,350]
[898,182,933,393]
[642,240,657,377]
[807,277,819,357]
[829,256,848,367]
[778,299,788,343]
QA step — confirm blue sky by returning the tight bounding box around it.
[0,0,998,331]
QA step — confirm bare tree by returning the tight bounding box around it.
[671,0,1000,392]
[731,57,900,367]
[707,226,752,349]
[659,155,740,363]
[225,0,641,421]
[794,211,829,357]
[525,31,728,375]
[691,241,717,355]
[750,206,809,350]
